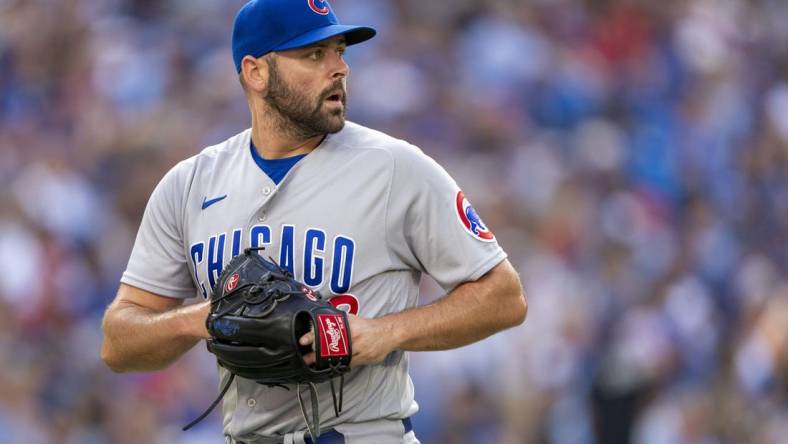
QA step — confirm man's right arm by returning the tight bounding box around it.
[100,283,211,372]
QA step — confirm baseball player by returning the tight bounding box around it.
[100,1,527,443]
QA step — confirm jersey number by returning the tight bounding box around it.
[328,294,359,315]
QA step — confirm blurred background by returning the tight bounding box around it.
[1,0,786,443]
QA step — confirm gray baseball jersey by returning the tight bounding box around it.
[121,121,507,441]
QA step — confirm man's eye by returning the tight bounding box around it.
[309,50,323,60]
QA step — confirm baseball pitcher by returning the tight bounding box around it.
[100,1,527,443]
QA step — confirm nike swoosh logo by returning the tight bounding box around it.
[201,195,227,210]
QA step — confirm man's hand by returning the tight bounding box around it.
[299,314,396,367]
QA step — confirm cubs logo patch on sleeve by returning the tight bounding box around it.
[455,191,495,242]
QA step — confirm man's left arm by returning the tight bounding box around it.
[303,259,526,366]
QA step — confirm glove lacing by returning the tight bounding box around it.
[182,373,235,431]
[296,370,345,442]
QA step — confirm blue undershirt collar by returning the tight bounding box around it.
[249,141,307,185]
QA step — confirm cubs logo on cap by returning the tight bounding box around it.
[308,0,330,15]
[455,191,495,242]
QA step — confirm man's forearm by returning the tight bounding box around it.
[384,260,526,352]
[101,301,210,372]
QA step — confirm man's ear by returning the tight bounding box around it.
[240,55,269,92]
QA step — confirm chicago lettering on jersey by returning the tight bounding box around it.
[189,225,356,299]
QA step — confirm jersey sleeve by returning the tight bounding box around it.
[385,144,507,292]
[120,161,196,299]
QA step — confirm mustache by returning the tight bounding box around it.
[319,81,346,101]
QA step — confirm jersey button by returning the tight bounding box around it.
[258,212,267,222]
[263,187,271,195]
[247,398,256,408]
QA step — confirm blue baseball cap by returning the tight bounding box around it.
[232,0,376,72]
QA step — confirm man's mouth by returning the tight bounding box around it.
[325,91,344,103]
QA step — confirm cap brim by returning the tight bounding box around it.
[273,24,376,52]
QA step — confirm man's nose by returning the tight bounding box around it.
[331,54,349,80]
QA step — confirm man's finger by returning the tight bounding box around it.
[303,351,316,366]
[299,331,314,346]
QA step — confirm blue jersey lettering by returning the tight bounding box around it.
[231,228,243,258]
[303,228,326,287]
[330,236,355,294]
[195,226,356,297]
[250,225,271,249]
[190,242,207,298]
[207,233,226,290]
[279,225,295,275]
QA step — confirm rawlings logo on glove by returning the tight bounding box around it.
[318,314,349,356]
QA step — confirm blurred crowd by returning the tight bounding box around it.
[1,0,786,443]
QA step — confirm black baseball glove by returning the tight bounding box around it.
[183,247,352,440]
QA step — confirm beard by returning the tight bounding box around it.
[263,59,347,140]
